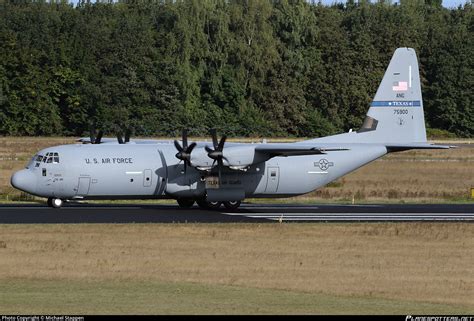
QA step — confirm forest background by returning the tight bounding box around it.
[0,0,472,138]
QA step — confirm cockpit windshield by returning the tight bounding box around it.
[31,152,60,168]
[41,152,60,164]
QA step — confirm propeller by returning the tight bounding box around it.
[174,129,197,173]
[205,128,227,182]
[89,124,104,144]
[116,128,132,144]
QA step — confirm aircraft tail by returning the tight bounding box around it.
[358,47,427,143]
[358,48,426,143]
[304,48,453,150]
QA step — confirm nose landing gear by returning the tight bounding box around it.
[47,197,63,208]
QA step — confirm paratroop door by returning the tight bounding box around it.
[77,177,91,196]
[265,166,280,193]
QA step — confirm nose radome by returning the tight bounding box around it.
[11,169,37,194]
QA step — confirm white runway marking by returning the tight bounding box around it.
[222,212,474,221]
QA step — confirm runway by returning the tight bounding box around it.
[0,203,473,223]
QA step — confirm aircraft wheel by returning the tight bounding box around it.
[196,200,208,209]
[177,199,195,208]
[223,201,241,210]
[206,201,222,209]
[197,200,222,210]
[49,198,63,209]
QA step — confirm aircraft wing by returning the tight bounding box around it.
[77,137,117,144]
[254,144,349,157]
[385,143,455,152]
[76,137,172,144]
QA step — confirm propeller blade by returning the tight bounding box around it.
[174,140,184,152]
[217,135,227,151]
[89,125,96,144]
[117,132,124,144]
[174,129,195,168]
[187,142,197,153]
[124,129,131,143]
[95,130,104,144]
[217,158,223,183]
[186,142,197,165]
[182,129,188,149]
[206,129,227,174]
[210,128,218,149]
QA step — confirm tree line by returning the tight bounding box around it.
[0,0,472,138]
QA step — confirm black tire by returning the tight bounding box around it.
[207,201,222,209]
[196,200,208,209]
[177,199,195,208]
[50,198,63,209]
[47,197,53,207]
[223,201,241,210]
[196,200,222,210]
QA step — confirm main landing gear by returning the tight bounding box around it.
[176,199,241,210]
[222,201,241,210]
[47,197,63,208]
[176,199,195,208]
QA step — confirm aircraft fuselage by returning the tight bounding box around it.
[12,143,387,202]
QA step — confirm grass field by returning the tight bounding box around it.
[0,223,472,314]
[0,136,473,203]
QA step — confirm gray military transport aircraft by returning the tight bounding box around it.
[11,48,452,209]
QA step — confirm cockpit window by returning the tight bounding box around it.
[38,152,60,164]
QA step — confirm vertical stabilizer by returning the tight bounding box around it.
[360,47,427,143]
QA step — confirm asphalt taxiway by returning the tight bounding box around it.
[0,203,473,223]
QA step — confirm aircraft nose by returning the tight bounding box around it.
[11,169,37,194]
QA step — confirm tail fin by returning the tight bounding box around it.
[359,47,427,143]
[305,48,452,150]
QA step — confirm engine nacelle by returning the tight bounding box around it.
[190,145,267,170]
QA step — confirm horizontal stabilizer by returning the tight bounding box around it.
[386,143,455,152]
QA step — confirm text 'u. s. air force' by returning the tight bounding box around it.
[84,157,133,164]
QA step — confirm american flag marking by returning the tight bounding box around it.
[392,81,408,91]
